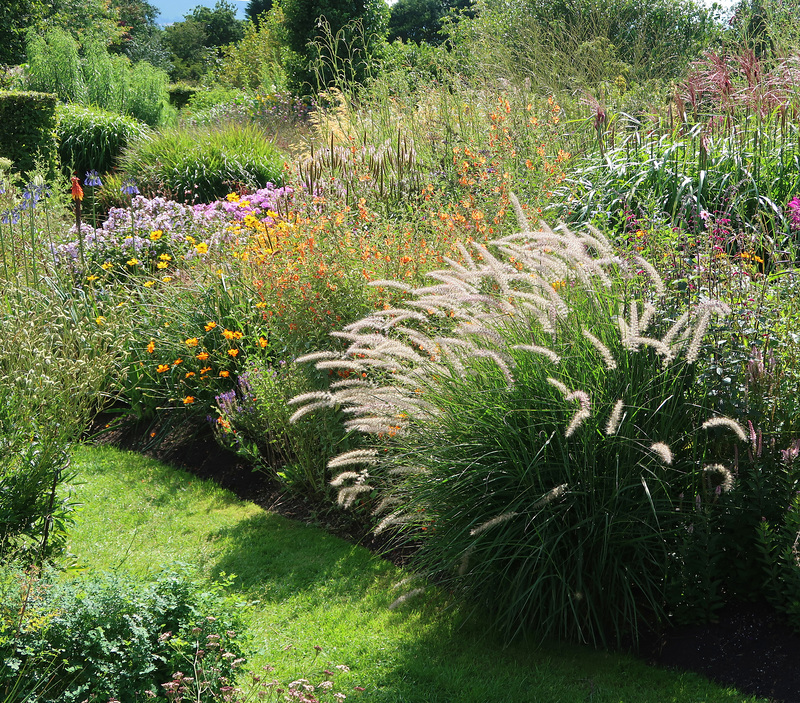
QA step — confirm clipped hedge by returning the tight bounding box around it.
[57,103,149,178]
[0,91,58,177]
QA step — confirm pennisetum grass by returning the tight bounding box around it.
[290,193,741,646]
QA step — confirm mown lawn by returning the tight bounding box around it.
[65,444,761,703]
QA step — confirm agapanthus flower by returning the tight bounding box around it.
[121,179,140,196]
[84,170,103,188]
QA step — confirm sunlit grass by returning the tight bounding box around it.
[66,444,761,703]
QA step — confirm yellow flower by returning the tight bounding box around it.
[95,316,106,325]
[146,340,155,354]
[143,280,155,288]
[150,230,163,241]
[127,258,139,266]
[183,396,195,405]
[159,253,172,261]
[87,274,99,282]
[185,235,196,244]
[101,262,113,270]
[226,192,239,202]
[204,321,217,332]
[157,261,169,269]
[185,337,199,347]
[256,302,267,309]
[156,364,170,373]
[227,348,239,357]
[195,242,209,254]
[196,351,210,361]
[162,276,173,282]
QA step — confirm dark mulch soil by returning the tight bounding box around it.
[89,418,800,703]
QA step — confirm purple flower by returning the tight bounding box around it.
[85,170,103,188]
[121,179,140,196]
[787,196,800,231]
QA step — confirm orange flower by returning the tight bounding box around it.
[183,396,195,405]
[185,337,199,347]
[227,348,239,357]
[185,371,195,378]
[70,176,83,202]
[220,370,230,378]
[196,351,210,361]
[146,340,155,354]
[200,366,212,374]
[173,358,183,365]
[204,321,217,331]
[258,337,268,348]
[156,364,170,373]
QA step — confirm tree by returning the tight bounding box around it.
[246,0,274,25]
[0,0,46,65]
[164,2,244,83]
[388,0,473,45]
[190,1,245,49]
[280,0,390,91]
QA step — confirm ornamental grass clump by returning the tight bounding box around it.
[291,195,743,646]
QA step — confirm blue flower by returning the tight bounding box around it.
[84,170,103,188]
[121,179,140,196]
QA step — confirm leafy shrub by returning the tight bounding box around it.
[0,566,249,703]
[119,123,286,203]
[57,104,149,177]
[292,207,744,646]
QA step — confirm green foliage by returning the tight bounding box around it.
[119,122,286,203]
[163,1,245,83]
[0,566,249,703]
[33,0,126,49]
[25,28,173,126]
[246,0,274,24]
[553,114,800,253]
[167,83,199,109]
[448,0,721,92]
[0,0,47,65]
[57,104,148,177]
[214,360,353,496]
[215,12,287,91]
[281,0,390,91]
[0,91,58,178]
[0,281,117,561]
[388,0,472,45]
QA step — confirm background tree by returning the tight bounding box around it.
[388,0,473,46]
[33,0,126,48]
[246,0,274,25]
[109,0,172,73]
[280,0,390,91]
[0,0,46,65]
[164,2,244,83]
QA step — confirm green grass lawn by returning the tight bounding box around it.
[65,444,761,703]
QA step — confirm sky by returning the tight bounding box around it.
[151,0,248,25]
